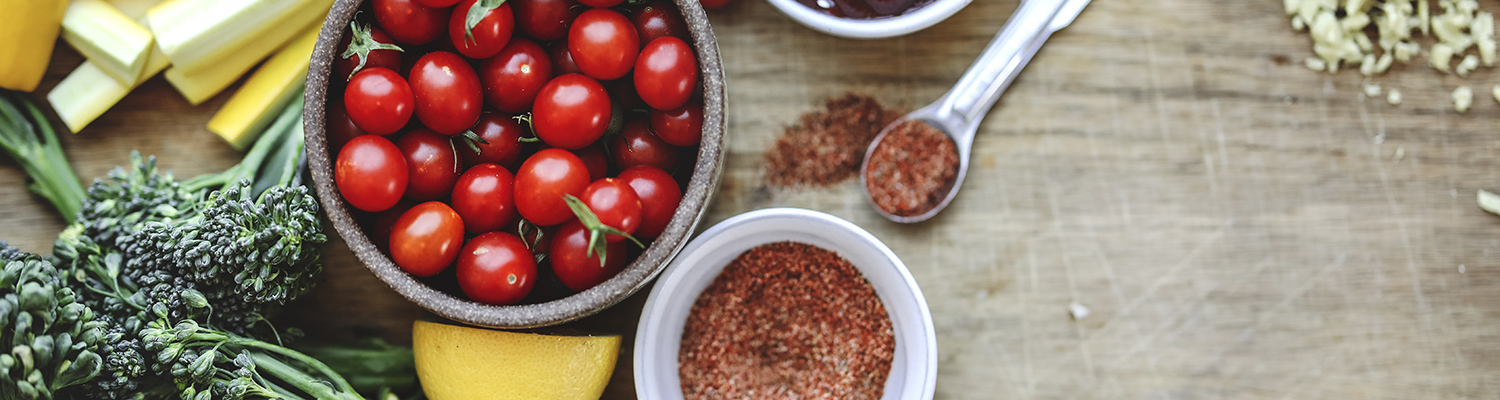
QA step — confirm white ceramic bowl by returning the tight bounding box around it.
[634,208,937,400]
[765,0,973,39]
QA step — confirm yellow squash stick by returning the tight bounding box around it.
[209,25,319,150]
[0,0,69,92]
[48,0,171,133]
[61,0,155,84]
[162,0,330,105]
[148,0,320,77]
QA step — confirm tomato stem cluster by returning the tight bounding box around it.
[562,194,643,266]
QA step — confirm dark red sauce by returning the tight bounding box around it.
[795,0,935,19]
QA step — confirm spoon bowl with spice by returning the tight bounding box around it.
[860,0,1090,223]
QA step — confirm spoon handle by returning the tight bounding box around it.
[932,0,1087,145]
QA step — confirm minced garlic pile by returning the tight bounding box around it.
[1287,0,1498,112]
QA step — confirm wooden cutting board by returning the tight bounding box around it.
[3,0,1499,398]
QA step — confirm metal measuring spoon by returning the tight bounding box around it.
[859,0,1091,223]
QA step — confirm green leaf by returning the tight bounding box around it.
[464,0,508,46]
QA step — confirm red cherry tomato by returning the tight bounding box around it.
[336,135,409,212]
[649,100,702,146]
[630,1,688,45]
[532,74,611,149]
[451,163,517,233]
[578,0,621,7]
[335,24,404,82]
[572,143,608,181]
[373,0,450,45]
[409,51,483,135]
[390,201,466,277]
[326,101,368,151]
[456,232,536,305]
[461,113,528,168]
[514,148,591,225]
[617,165,680,238]
[547,40,582,75]
[513,0,580,41]
[581,178,641,242]
[479,39,552,113]
[608,119,678,172]
[700,0,733,9]
[345,68,414,135]
[395,129,461,201]
[550,219,628,291]
[369,200,416,251]
[567,8,639,80]
[415,0,461,8]
[634,37,697,110]
[448,0,514,59]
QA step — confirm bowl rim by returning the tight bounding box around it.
[633,208,938,400]
[765,0,974,39]
[302,0,728,328]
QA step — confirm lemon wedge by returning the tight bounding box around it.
[413,320,620,400]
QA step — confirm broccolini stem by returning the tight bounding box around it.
[249,352,362,400]
[0,90,86,222]
[183,97,306,193]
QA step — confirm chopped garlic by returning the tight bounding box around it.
[1419,0,1431,35]
[1456,54,1480,76]
[1306,57,1328,71]
[1475,12,1496,65]
[1375,53,1394,72]
[1453,86,1474,112]
[1491,85,1500,104]
[1388,89,1403,105]
[1431,43,1454,71]
[1293,15,1307,31]
[1364,82,1382,97]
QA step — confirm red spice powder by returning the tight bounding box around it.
[764,94,905,188]
[864,120,959,217]
[678,242,894,400]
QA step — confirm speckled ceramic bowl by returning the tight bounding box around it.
[303,0,726,328]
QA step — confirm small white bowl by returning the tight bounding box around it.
[634,208,937,400]
[765,0,973,39]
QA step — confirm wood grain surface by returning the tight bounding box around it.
[3,0,1500,398]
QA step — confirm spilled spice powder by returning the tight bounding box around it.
[679,242,894,400]
[864,120,959,217]
[764,94,905,187]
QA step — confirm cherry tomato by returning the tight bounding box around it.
[335,23,404,82]
[649,100,702,146]
[373,0,450,45]
[449,0,514,59]
[395,129,461,201]
[390,201,466,277]
[514,148,591,225]
[567,8,640,80]
[479,39,552,113]
[461,113,528,168]
[415,0,461,7]
[700,0,734,9]
[456,232,536,304]
[409,51,483,135]
[345,68,415,135]
[513,0,580,41]
[607,119,678,172]
[532,73,611,149]
[451,163,517,233]
[369,201,416,251]
[336,135,409,212]
[604,72,646,111]
[550,219,628,291]
[567,143,606,181]
[326,101,368,151]
[630,1,688,45]
[547,40,582,75]
[634,37,697,110]
[579,0,621,7]
[581,178,641,242]
[617,165,680,238]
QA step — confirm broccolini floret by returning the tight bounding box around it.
[0,242,106,400]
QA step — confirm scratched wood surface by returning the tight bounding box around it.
[3,0,1500,398]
